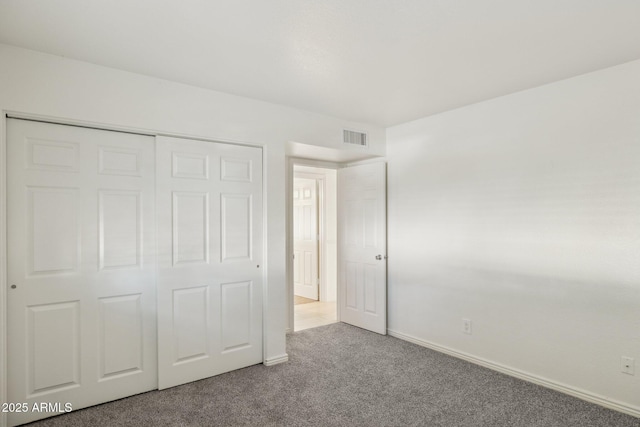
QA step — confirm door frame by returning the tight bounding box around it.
[0,111,270,427]
[286,157,340,332]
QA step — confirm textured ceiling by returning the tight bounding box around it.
[1,0,640,126]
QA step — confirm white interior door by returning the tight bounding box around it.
[293,176,319,300]
[337,162,387,335]
[156,136,263,389]
[7,119,157,426]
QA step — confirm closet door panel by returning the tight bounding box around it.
[156,136,263,389]
[7,119,157,426]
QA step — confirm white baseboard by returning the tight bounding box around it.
[387,329,640,419]
[264,353,289,366]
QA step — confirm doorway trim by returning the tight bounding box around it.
[286,157,340,333]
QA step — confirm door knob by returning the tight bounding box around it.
[375,255,382,260]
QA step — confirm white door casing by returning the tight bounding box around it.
[156,136,263,389]
[7,119,157,426]
[337,162,387,335]
[293,176,319,301]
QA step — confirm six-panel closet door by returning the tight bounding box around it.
[7,119,158,426]
[6,120,264,426]
[155,136,263,389]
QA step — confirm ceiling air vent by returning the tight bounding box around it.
[343,129,368,147]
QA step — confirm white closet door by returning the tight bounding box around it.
[337,162,387,335]
[293,176,319,300]
[156,136,263,389]
[7,119,157,426]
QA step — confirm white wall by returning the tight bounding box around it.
[387,59,640,414]
[0,43,385,373]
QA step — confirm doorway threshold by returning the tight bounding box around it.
[294,301,337,331]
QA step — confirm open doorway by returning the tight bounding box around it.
[286,151,387,336]
[292,164,338,331]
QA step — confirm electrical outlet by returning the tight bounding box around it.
[621,357,635,375]
[462,318,472,335]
